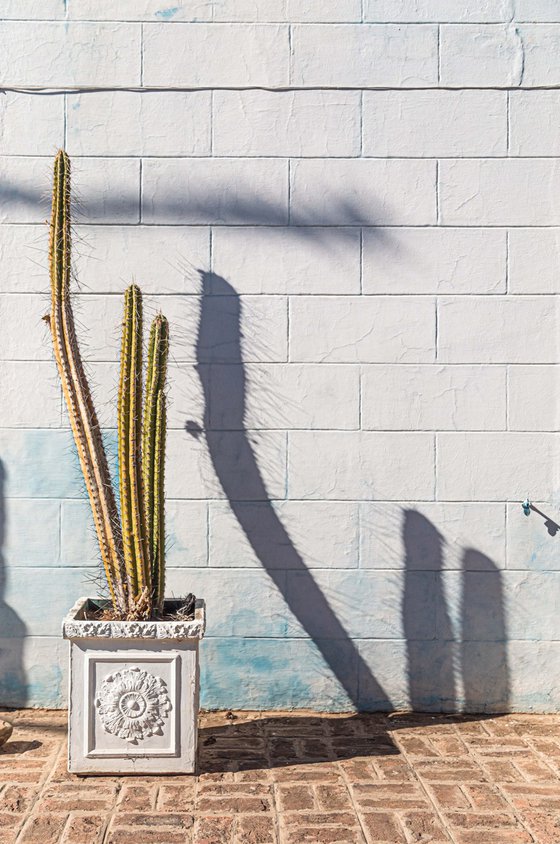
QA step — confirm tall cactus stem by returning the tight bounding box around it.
[142,314,169,613]
[49,150,126,615]
[118,285,150,613]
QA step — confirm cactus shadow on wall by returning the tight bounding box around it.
[0,459,28,706]
[188,272,389,711]
[403,510,510,713]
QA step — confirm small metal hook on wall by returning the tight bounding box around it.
[522,498,532,516]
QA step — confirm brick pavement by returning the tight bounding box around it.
[1,709,560,843]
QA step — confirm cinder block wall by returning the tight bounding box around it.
[0,0,559,712]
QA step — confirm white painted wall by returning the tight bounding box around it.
[0,0,559,712]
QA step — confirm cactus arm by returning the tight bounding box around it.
[49,150,126,615]
[142,315,169,612]
[153,390,166,612]
[118,285,150,611]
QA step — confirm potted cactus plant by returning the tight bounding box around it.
[48,151,205,774]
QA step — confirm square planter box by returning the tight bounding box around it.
[63,596,206,775]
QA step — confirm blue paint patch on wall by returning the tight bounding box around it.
[154,7,180,19]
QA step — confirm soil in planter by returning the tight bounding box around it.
[83,593,196,623]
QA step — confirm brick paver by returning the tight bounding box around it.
[1,709,560,843]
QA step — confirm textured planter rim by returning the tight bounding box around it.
[63,596,206,641]
[64,596,205,775]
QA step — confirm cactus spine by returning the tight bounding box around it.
[49,151,127,616]
[143,314,169,613]
[49,151,171,620]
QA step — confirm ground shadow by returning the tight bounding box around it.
[0,459,28,706]
[189,272,389,711]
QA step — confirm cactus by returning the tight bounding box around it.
[118,284,150,615]
[49,151,127,616]
[143,314,169,613]
[48,151,171,620]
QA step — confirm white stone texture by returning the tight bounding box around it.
[363,91,507,157]
[143,24,289,86]
[66,92,212,157]
[437,433,559,501]
[438,296,559,364]
[72,226,210,295]
[508,366,560,431]
[209,501,360,569]
[212,226,361,295]
[508,228,560,294]
[362,364,507,430]
[67,1,213,20]
[289,296,435,363]
[290,159,437,225]
[213,91,361,157]
[440,159,560,226]
[0,93,64,155]
[360,502,506,570]
[440,24,527,87]
[142,158,288,225]
[0,22,141,86]
[364,1,509,22]
[291,24,438,87]
[362,228,506,295]
[288,431,435,500]
[0,361,61,427]
[510,91,560,156]
[212,0,362,22]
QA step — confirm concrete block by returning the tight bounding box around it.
[213,90,361,157]
[438,296,558,363]
[166,428,287,500]
[0,93,64,155]
[508,365,560,431]
[364,1,508,22]
[286,570,436,640]
[289,431,435,500]
[67,0,213,20]
[290,159,437,225]
[0,361,61,427]
[166,568,289,637]
[363,90,507,157]
[289,296,435,363]
[0,21,141,86]
[67,91,211,156]
[510,91,560,156]
[209,500,360,569]
[508,228,560,294]
[142,158,288,225]
[507,501,560,571]
[143,23,289,86]
[201,637,357,711]
[360,502,506,570]
[0,429,85,498]
[291,24,438,87]
[73,225,210,295]
[437,433,559,501]
[514,1,560,21]
[3,567,93,636]
[208,363,360,430]
[0,225,50,293]
[363,227,506,294]
[213,0,362,22]
[0,637,67,709]
[440,159,560,225]
[212,226,361,295]
[440,24,525,86]
[3,500,60,567]
[1,1,66,18]
[362,364,506,431]
[0,294,53,361]
[60,500,102,567]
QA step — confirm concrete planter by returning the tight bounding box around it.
[63,596,205,775]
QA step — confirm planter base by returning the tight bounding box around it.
[63,597,205,775]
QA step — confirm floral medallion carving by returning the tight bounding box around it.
[95,666,171,744]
